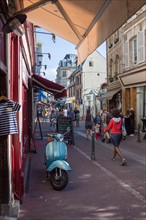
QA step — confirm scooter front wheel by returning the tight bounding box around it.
[50,168,68,191]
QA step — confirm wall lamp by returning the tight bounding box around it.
[2,13,27,36]
[38,64,47,70]
[36,52,51,60]
[35,64,47,70]
[35,72,46,76]
[32,64,47,74]
[33,30,55,43]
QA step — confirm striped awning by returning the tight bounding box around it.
[32,74,66,98]
[101,89,121,100]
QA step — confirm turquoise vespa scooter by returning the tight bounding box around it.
[45,130,71,191]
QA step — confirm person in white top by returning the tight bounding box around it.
[63,108,68,117]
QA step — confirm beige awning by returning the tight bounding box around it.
[101,89,121,100]
[14,0,145,65]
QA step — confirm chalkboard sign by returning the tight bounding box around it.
[57,116,74,144]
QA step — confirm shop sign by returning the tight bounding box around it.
[78,99,82,104]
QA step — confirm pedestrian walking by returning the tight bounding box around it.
[94,123,100,140]
[74,107,80,127]
[50,109,58,132]
[85,109,93,139]
[101,109,111,143]
[104,108,127,166]
[63,107,68,117]
[68,107,75,121]
[129,108,135,136]
[93,111,102,135]
[42,107,47,122]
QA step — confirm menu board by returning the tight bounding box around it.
[57,116,74,144]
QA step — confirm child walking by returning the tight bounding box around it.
[94,124,100,140]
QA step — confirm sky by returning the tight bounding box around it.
[36,28,106,82]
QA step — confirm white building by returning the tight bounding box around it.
[56,54,77,87]
[67,50,107,118]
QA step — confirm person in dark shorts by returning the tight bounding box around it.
[104,108,127,166]
[85,109,93,139]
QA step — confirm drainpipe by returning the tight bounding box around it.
[143,86,146,118]
[6,34,13,205]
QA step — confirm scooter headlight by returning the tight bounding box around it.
[55,134,64,141]
[60,135,64,142]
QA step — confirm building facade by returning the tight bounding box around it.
[105,5,146,129]
[104,28,123,111]
[67,50,106,118]
[56,54,77,88]
[120,5,146,129]
[0,3,35,213]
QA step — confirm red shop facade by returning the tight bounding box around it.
[0,10,35,211]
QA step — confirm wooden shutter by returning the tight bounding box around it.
[124,41,129,68]
[138,31,144,63]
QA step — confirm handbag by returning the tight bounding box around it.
[122,123,127,137]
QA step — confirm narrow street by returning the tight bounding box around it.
[18,120,146,220]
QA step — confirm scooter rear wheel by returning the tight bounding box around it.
[50,169,68,191]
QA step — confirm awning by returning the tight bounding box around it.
[101,89,120,100]
[14,0,145,65]
[32,74,66,99]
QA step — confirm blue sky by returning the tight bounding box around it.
[36,28,106,82]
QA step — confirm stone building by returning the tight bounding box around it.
[120,5,146,129]
[105,5,146,129]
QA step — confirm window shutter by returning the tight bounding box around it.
[138,31,144,63]
[124,41,129,68]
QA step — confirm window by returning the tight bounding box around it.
[89,61,93,67]
[115,55,120,74]
[133,37,137,64]
[109,59,113,76]
[114,30,119,44]
[108,36,113,48]
[129,36,137,66]
[62,71,66,77]
[76,76,80,85]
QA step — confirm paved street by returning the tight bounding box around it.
[18,120,146,220]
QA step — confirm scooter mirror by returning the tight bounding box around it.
[66,127,70,132]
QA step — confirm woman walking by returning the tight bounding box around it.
[85,109,93,139]
[104,108,127,166]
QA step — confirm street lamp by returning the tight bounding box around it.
[32,64,47,74]
[30,27,56,43]
[36,52,51,60]
[34,31,55,43]
[35,72,46,76]
[2,13,27,36]
[35,64,47,70]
